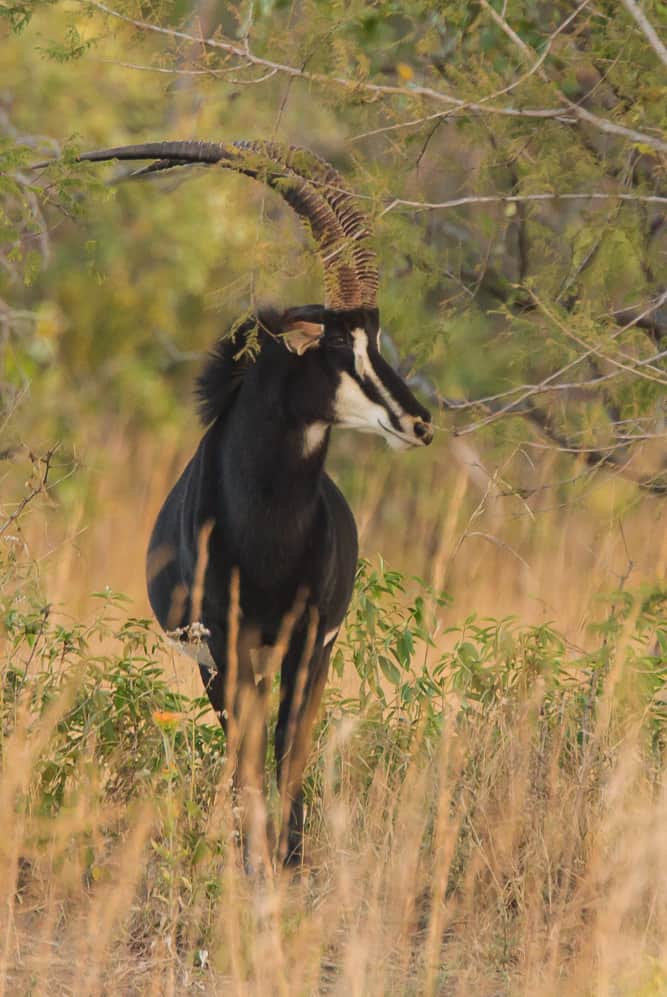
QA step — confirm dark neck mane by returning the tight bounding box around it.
[196,310,283,426]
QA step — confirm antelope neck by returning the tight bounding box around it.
[220,371,331,574]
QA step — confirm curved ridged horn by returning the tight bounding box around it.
[74,141,378,311]
[236,141,379,310]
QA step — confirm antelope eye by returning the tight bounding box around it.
[326,332,351,349]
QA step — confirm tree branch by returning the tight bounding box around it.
[0,445,60,537]
[378,192,667,216]
[479,0,667,153]
[84,0,667,154]
[520,401,667,496]
[348,0,593,145]
[382,312,667,498]
[619,0,667,69]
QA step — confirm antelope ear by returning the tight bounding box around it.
[282,320,324,356]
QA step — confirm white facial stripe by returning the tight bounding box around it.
[334,331,422,449]
[334,371,388,431]
[351,329,403,420]
[352,330,367,378]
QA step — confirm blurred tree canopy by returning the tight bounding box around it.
[1,0,666,495]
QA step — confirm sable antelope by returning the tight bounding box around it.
[68,141,433,866]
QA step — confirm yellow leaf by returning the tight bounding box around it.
[397,62,414,82]
[152,710,182,728]
[632,142,659,158]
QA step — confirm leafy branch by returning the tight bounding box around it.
[83,0,667,154]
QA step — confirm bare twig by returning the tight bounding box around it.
[379,191,667,217]
[84,0,667,153]
[479,0,533,60]
[93,59,237,76]
[463,531,533,571]
[349,0,592,146]
[528,290,667,388]
[619,0,667,69]
[0,445,60,537]
[480,0,667,152]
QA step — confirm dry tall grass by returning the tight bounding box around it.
[2,427,666,995]
[19,425,666,637]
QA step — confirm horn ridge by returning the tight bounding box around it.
[74,140,378,309]
[245,141,379,307]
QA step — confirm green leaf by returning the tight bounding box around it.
[396,628,415,669]
[379,654,402,686]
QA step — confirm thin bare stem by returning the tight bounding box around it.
[379,191,667,218]
[349,0,592,145]
[84,0,667,153]
[619,0,667,68]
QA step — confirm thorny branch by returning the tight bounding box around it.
[10,3,667,500]
[383,270,667,498]
[444,289,667,432]
[420,367,666,497]
[84,0,667,154]
[0,445,61,537]
[378,192,667,217]
[478,0,667,152]
[619,0,667,69]
[349,0,593,145]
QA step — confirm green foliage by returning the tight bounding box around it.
[1,0,664,495]
[334,559,667,753]
[0,0,57,33]
[1,448,666,983]
[1,589,224,814]
[1,8,665,982]
[338,558,450,712]
[3,552,664,860]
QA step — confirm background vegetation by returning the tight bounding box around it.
[1,0,666,992]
